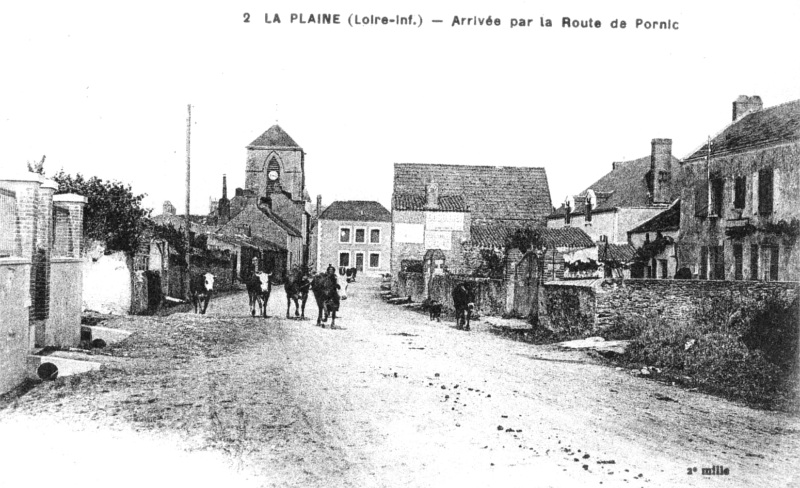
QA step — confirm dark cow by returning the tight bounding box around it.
[284,267,311,319]
[247,271,272,317]
[428,300,443,322]
[452,282,476,330]
[189,272,215,314]
[311,265,340,328]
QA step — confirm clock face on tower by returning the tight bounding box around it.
[268,170,279,181]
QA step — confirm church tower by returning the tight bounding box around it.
[244,124,307,231]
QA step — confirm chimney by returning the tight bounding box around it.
[732,95,763,121]
[316,194,322,218]
[218,175,231,225]
[222,174,228,200]
[425,180,439,209]
[650,138,672,204]
[235,187,244,197]
[163,200,176,215]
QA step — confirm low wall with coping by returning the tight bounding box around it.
[595,279,800,329]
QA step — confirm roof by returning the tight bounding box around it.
[470,222,595,249]
[248,125,300,148]
[597,243,636,262]
[549,154,680,218]
[392,194,468,212]
[393,163,552,222]
[208,232,286,252]
[259,206,302,237]
[685,99,800,161]
[319,201,391,222]
[628,200,681,235]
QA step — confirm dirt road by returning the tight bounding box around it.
[1,278,797,487]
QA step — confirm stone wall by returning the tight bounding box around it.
[595,279,799,329]
[43,258,83,347]
[396,272,426,303]
[539,280,599,335]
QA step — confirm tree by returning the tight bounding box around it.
[27,155,46,175]
[52,170,151,255]
[505,227,544,254]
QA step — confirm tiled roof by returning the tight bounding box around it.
[549,154,680,218]
[259,206,302,237]
[628,200,681,235]
[685,99,800,161]
[248,125,300,148]
[392,194,468,212]
[597,243,636,262]
[319,201,391,222]
[209,233,286,252]
[393,163,552,222]
[470,223,595,249]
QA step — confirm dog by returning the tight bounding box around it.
[428,300,443,322]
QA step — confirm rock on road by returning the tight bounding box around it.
[0,278,797,488]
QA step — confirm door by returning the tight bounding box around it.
[355,252,364,273]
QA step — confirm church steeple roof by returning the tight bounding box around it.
[247,125,300,148]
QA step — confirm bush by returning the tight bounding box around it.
[619,294,799,408]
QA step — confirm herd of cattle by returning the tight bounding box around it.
[188,267,477,330]
[188,265,345,328]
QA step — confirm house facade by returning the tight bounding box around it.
[627,200,681,279]
[547,139,681,245]
[676,96,800,282]
[316,201,392,277]
[391,163,552,279]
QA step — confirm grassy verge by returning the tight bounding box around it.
[604,295,799,411]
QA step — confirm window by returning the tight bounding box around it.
[734,176,746,210]
[710,245,725,280]
[758,168,773,215]
[369,253,380,268]
[370,228,381,244]
[339,251,350,267]
[750,245,759,280]
[339,227,351,243]
[710,178,724,217]
[585,201,593,222]
[694,183,709,217]
[733,243,743,280]
[354,227,366,243]
[700,246,708,280]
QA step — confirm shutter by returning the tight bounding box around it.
[694,183,709,217]
[751,171,759,215]
[749,244,759,280]
[700,246,708,279]
[759,168,773,215]
[770,246,779,281]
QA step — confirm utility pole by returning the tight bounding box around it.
[185,104,192,296]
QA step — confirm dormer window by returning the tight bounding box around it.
[585,189,597,223]
[564,195,574,225]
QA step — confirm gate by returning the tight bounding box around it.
[511,251,541,320]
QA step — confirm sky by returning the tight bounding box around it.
[2,1,799,215]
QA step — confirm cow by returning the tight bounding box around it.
[189,272,215,314]
[284,266,311,319]
[311,265,340,328]
[247,271,272,317]
[452,282,476,330]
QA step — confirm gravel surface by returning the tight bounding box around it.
[1,277,798,487]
